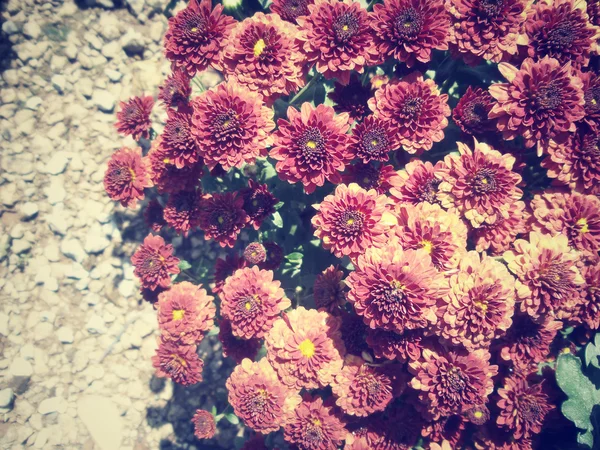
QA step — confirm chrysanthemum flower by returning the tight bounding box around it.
[192,409,216,439]
[147,139,203,195]
[226,358,302,434]
[218,319,261,363]
[446,0,529,65]
[574,264,600,330]
[464,404,490,426]
[160,109,201,169]
[283,395,347,450]
[436,251,516,350]
[498,313,563,372]
[473,424,534,450]
[265,307,345,390]
[438,139,522,227]
[213,254,246,294]
[191,80,275,171]
[140,285,168,305]
[369,75,450,154]
[504,232,585,320]
[393,202,468,271]
[104,147,153,208]
[339,311,369,356]
[452,86,496,135]
[115,96,154,141]
[311,183,397,261]
[370,0,451,67]
[144,200,166,233]
[389,159,447,205]
[409,349,497,419]
[542,125,600,195]
[579,70,600,131]
[164,0,236,76]
[240,434,268,450]
[260,241,285,270]
[470,200,529,255]
[327,75,372,122]
[346,239,448,333]
[270,103,351,194]
[131,234,180,291]
[497,375,554,440]
[296,0,378,84]
[221,12,307,104]
[158,70,191,109]
[220,266,289,340]
[243,242,267,265]
[342,162,402,195]
[156,281,215,345]
[422,415,467,448]
[332,355,393,417]
[370,75,389,91]
[240,180,278,230]
[348,116,399,163]
[313,265,346,311]
[530,191,600,255]
[366,327,427,363]
[163,190,203,236]
[199,192,248,248]
[270,0,314,23]
[152,338,203,386]
[523,0,600,68]
[489,57,585,152]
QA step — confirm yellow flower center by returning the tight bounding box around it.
[129,168,136,181]
[561,347,571,354]
[420,240,434,254]
[245,301,252,310]
[347,217,355,225]
[373,79,384,88]
[312,418,322,426]
[592,98,598,106]
[191,27,198,32]
[218,216,224,224]
[306,140,317,149]
[481,177,489,185]
[299,339,315,358]
[253,39,266,57]
[371,138,379,146]
[390,280,405,290]
[172,309,185,321]
[577,217,589,233]
[474,300,488,312]
[474,410,484,419]
[252,199,258,206]
[163,158,171,164]
[342,24,349,31]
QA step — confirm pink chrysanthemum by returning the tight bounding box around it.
[265,307,345,390]
[370,0,451,67]
[342,162,402,195]
[199,192,248,248]
[369,75,450,154]
[311,183,397,261]
[240,180,278,231]
[270,0,314,23]
[104,147,153,208]
[349,115,399,163]
[144,200,166,233]
[152,338,203,386]
[163,190,202,237]
[270,103,351,194]
[243,242,267,265]
[115,96,154,141]
[218,319,261,363]
[147,139,203,195]
[470,200,529,255]
[131,234,180,291]
[452,86,497,135]
[313,265,346,312]
[160,109,200,169]
[327,75,373,123]
[366,327,427,363]
[574,264,600,330]
[389,159,447,205]
[156,281,215,345]
[192,409,216,439]
[164,0,236,76]
[158,70,191,109]
[580,70,600,131]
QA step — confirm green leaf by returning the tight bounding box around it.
[585,338,600,368]
[313,83,326,105]
[225,413,240,425]
[579,429,594,448]
[211,405,217,416]
[178,260,192,271]
[285,252,303,262]
[274,201,284,210]
[271,211,283,228]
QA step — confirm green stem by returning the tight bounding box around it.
[289,74,322,106]
[366,0,378,11]
[192,78,205,92]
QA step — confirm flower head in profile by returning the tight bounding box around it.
[213,254,246,294]
[191,80,275,171]
[342,162,402,195]
[349,116,399,163]
[370,0,451,67]
[218,319,261,363]
[265,307,345,390]
[152,338,203,386]
[226,358,301,433]
[147,139,203,195]
[270,0,314,23]
[192,409,216,439]
[164,0,236,76]
[313,265,346,312]
[312,183,397,261]
[163,190,203,236]
[438,139,522,228]
[270,103,351,194]
[389,159,447,205]
[369,75,450,154]
[220,266,290,340]
[221,12,307,104]
[327,75,373,122]
[199,192,248,248]
[296,0,378,84]
[243,242,267,266]
[160,109,200,169]
[240,180,278,230]
[366,327,427,363]
[489,57,585,151]
[470,200,529,255]
[452,87,496,135]
[104,147,153,208]
[156,281,215,345]
[115,96,154,141]
[283,395,347,450]
[131,234,180,291]
[144,200,166,233]
[158,70,191,108]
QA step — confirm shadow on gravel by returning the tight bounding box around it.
[0,3,16,74]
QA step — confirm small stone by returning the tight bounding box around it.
[101,41,121,59]
[0,235,9,262]
[47,209,71,235]
[38,397,67,415]
[79,78,93,98]
[92,89,116,113]
[118,279,135,298]
[98,14,121,40]
[2,21,18,35]
[51,74,67,94]
[120,30,145,55]
[45,177,66,204]
[78,396,123,450]
[0,388,14,410]
[57,326,74,344]
[84,225,111,254]
[86,315,107,334]
[12,239,32,255]
[9,357,33,377]
[64,43,78,60]
[42,153,69,175]
[23,21,41,39]
[125,0,145,16]
[0,312,8,336]
[44,242,61,262]
[60,238,87,263]
[34,323,53,341]
[25,96,42,111]
[20,202,39,220]
[149,21,165,43]
[105,68,122,82]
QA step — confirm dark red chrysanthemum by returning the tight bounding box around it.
[349,115,399,163]
[163,190,202,237]
[270,103,351,193]
[313,265,346,311]
[371,0,451,67]
[470,200,529,255]
[523,0,599,68]
[199,192,248,248]
[218,319,261,363]
[192,409,216,439]
[489,57,585,152]
[369,75,450,154]
[104,147,153,208]
[158,70,192,108]
[221,12,307,104]
[131,234,180,291]
[422,414,467,448]
[452,86,496,135]
[497,375,554,440]
[446,0,529,65]
[191,80,275,171]
[243,242,267,265]
[240,434,269,450]
[339,311,369,356]
[270,0,314,23]
[342,162,402,195]
[473,424,534,450]
[283,395,347,450]
[327,75,373,122]
[213,254,246,294]
[147,139,203,195]
[240,179,278,230]
[260,241,284,270]
[297,0,378,84]
[574,264,600,330]
[151,338,203,386]
[366,327,427,363]
[164,0,236,76]
[389,159,447,205]
[160,109,200,169]
[115,96,154,141]
[140,285,168,304]
[144,200,166,233]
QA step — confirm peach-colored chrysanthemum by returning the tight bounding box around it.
[265,307,345,390]
[226,358,302,434]
[470,200,529,255]
[220,266,290,340]
[436,251,516,350]
[192,409,216,439]
[389,159,448,206]
[152,338,204,386]
[503,232,585,320]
